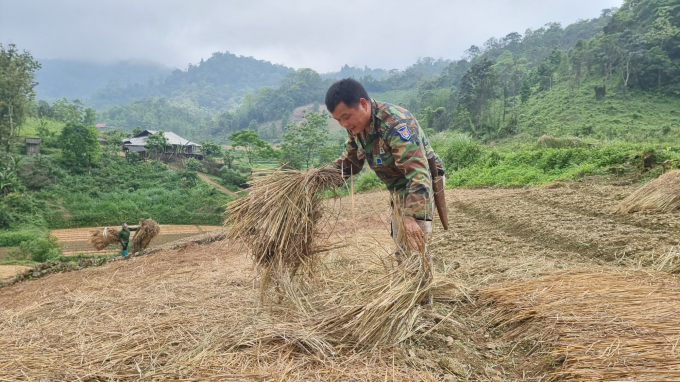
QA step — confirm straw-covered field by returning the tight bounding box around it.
[2,178,680,381]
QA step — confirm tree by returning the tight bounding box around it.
[281,112,329,169]
[0,44,41,162]
[520,80,531,104]
[201,141,222,159]
[228,129,270,170]
[132,126,143,136]
[58,123,100,170]
[458,58,498,135]
[83,107,97,126]
[52,98,85,124]
[37,100,52,118]
[145,131,169,155]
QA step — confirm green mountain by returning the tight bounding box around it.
[89,52,294,110]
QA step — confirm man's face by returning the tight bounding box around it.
[331,99,371,135]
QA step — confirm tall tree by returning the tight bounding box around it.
[228,129,270,170]
[458,58,498,135]
[281,112,329,169]
[0,44,41,162]
[58,123,100,171]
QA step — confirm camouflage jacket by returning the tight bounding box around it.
[333,100,442,220]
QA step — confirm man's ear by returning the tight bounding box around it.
[359,98,369,111]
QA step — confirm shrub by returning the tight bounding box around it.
[19,234,62,262]
[0,208,14,229]
[185,158,202,172]
[126,151,140,164]
[434,133,484,171]
[354,170,383,192]
[220,168,248,189]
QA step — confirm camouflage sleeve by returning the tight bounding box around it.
[386,124,432,220]
[333,132,365,177]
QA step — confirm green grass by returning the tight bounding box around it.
[513,79,680,144]
[437,133,680,187]
[18,117,66,138]
[371,89,418,107]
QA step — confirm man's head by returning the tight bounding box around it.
[325,78,372,135]
[122,223,128,229]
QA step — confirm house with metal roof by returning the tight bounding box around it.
[123,130,203,159]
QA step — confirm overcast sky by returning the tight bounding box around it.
[1,0,622,73]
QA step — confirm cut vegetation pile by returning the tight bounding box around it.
[131,219,161,254]
[87,226,120,250]
[225,167,436,350]
[613,170,680,213]
[477,270,680,381]
[225,166,344,288]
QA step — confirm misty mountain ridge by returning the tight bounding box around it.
[35,58,173,102]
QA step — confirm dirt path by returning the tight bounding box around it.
[196,172,238,196]
[0,265,31,281]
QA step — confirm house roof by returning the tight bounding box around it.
[123,130,201,147]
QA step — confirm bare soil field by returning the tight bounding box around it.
[2,181,680,381]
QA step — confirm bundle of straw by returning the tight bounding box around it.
[310,203,433,349]
[477,270,680,381]
[131,218,161,254]
[613,170,680,213]
[225,166,344,287]
[87,226,120,250]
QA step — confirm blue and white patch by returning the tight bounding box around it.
[396,125,411,141]
[375,157,383,165]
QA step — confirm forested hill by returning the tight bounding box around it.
[89,51,294,110]
[35,59,172,102]
[407,0,680,140]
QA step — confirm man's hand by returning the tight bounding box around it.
[403,215,425,253]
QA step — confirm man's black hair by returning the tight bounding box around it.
[325,78,370,113]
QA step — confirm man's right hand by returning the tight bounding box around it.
[403,215,426,253]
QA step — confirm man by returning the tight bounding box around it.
[325,78,443,256]
[117,223,137,258]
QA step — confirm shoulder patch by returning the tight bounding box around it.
[396,125,411,141]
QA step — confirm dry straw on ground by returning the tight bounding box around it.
[477,269,680,381]
[131,218,161,254]
[0,242,439,381]
[613,170,680,213]
[87,226,120,250]
[309,202,434,350]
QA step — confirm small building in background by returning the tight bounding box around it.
[95,123,110,131]
[25,138,41,156]
[123,130,203,159]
